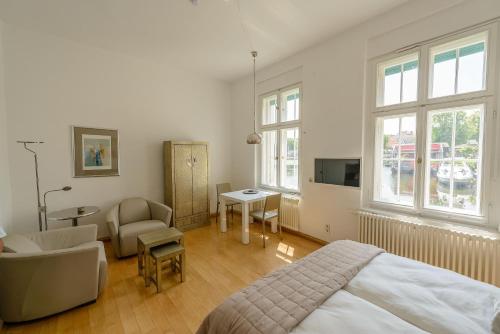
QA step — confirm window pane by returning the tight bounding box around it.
[430,32,487,98]
[261,130,277,187]
[384,65,401,106]
[378,54,418,107]
[425,105,483,215]
[280,88,300,122]
[457,42,485,94]
[280,128,299,190]
[262,95,277,125]
[452,161,477,211]
[375,115,416,206]
[455,109,481,159]
[432,50,457,98]
[402,61,418,103]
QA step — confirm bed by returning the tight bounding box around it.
[197,240,500,334]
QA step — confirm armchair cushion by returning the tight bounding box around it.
[27,225,98,251]
[119,220,168,256]
[119,198,151,225]
[3,235,42,253]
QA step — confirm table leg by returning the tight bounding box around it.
[144,246,150,287]
[242,203,249,244]
[137,242,143,276]
[220,197,227,233]
[180,252,186,282]
[72,218,78,227]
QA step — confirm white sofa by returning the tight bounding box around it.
[0,225,107,322]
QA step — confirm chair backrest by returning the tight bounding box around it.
[119,198,151,225]
[264,193,282,213]
[216,183,231,197]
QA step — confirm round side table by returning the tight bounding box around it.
[47,206,100,227]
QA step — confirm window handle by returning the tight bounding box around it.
[417,157,423,164]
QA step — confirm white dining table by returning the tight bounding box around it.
[219,189,279,244]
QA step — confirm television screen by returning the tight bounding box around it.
[314,158,361,187]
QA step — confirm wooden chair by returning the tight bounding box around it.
[249,193,282,248]
[216,183,237,226]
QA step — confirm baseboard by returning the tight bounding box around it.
[280,226,328,246]
[215,211,329,246]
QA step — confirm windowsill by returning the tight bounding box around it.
[257,185,301,198]
[361,206,500,240]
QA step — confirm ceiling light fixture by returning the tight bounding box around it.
[246,50,262,144]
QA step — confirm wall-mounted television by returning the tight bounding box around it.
[314,158,361,187]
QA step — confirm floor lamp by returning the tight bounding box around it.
[17,141,44,232]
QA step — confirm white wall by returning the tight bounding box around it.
[230,0,500,242]
[0,21,12,233]
[2,23,232,238]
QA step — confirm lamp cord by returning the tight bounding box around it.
[253,52,256,133]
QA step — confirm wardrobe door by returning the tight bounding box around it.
[174,144,193,218]
[191,144,208,215]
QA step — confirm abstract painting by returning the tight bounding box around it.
[73,127,119,177]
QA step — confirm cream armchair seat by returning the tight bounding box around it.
[0,225,107,323]
[106,197,173,258]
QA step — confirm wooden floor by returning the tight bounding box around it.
[1,217,321,334]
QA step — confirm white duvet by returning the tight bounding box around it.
[292,253,500,334]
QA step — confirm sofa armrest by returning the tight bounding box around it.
[106,204,121,257]
[27,225,97,251]
[0,246,100,322]
[147,200,173,227]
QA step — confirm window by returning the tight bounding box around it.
[430,32,487,98]
[377,54,419,107]
[369,26,495,223]
[259,85,301,192]
[374,114,417,206]
[424,105,484,215]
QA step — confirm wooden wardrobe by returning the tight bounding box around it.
[164,141,209,231]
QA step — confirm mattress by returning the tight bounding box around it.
[293,253,500,334]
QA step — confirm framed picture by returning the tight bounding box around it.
[72,126,119,177]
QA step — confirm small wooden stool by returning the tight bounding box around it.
[150,243,186,292]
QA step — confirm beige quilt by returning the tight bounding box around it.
[197,240,384,334]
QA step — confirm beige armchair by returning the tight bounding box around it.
[106,197,172,258]
[0,225,107,323]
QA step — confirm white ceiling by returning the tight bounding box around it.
[0,0,409,81]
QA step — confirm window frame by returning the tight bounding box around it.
[373,111,419,208]
[257,83,302,194]
[376,52,420,108]
[364,23,498,227]
[428,31,490,102]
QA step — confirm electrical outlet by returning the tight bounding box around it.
[325,224,330,233]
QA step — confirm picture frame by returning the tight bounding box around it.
[72,126,120,177]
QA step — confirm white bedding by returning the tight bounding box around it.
[291,289,428,334]
[294,253,500,334]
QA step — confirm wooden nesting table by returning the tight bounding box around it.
[137,228,184,288]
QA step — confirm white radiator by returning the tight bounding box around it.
[252,195,300,231]
[358,211,500,286]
